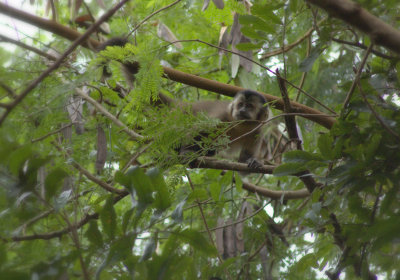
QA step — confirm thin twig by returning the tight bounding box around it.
[126,0,182,38]
[342,43,373,109]
[31,123,74,143]
[332,38,397,60]
[75,88,144,140]
[358,84,400,141]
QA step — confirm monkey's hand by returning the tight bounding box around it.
[246,158,264,169]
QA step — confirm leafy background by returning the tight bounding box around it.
[0,0,399,279]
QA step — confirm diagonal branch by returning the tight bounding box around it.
[342,43,373,109]
[75,88,144,140]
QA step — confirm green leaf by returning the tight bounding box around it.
[171,200,186,223]
[146,168,171,211]
[140,235,157,262]
[8,145,33,176]
[252,4,282,25]
[114,170,131,189]
[122,208,134,233]
[174,229,217,256]
[96,233,135,279]
[273,162,307,176]
[187,189,208,202]
[85,220,104,248]
[365,134,381,162]
[296,253,319,271]
[283,150,324,164]
[239,15,274,33]
[318,133,334,160]
[234,172,243,192]
[100,196,117,239]
[126,166,154,205]
[299,46,325,72]
[235,42,263,51]
[209,182,221,202]
[0,270,29,280]
[45,168,68,199]
[240,27,267,40]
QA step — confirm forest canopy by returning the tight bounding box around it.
[0,0,399,279]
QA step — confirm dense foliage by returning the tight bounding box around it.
[0,0,399,279]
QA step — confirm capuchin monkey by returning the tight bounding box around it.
[97,38,268,169]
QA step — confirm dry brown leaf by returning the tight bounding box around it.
[225,218,236,258]
[157,22,183,49]
[66,95,84,134]
[96,126,107,173]
[215,217,225,256]
[211,0,224,9]
[201,0,210,11]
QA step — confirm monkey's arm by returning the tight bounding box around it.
[237,134,264,169]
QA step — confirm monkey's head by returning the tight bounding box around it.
[230,90,268,121]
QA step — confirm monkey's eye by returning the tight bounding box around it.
[238,102,244,107]
[246,104,254,109]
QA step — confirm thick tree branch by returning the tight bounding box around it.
[191,157,316,194]
[307,0,400,55]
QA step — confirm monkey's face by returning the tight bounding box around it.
[230,91,268,121]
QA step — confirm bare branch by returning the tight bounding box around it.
[343,43,373,109]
